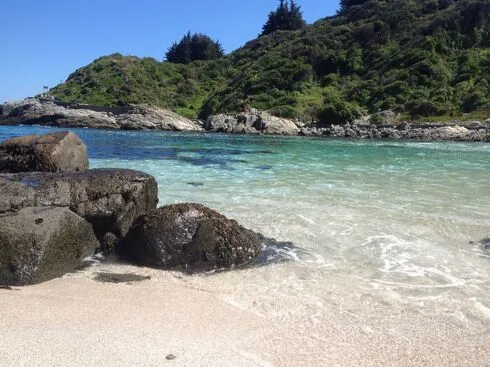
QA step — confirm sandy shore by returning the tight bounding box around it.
[1,263,489,367]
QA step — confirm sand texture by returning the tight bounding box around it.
[1,263,489,367]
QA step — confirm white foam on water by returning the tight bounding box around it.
[471,298,490,319]
[5,127,489,333]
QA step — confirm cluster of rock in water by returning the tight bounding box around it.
[1,98,489,141]
[0,131,264,286]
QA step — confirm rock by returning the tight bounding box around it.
[480,238,490,250]
[0,131,89,173]
[5,98,119,129]
[206,110,300,135]
[1,98,203,131]
[0,169,158,244]
[116,105,203,131]
[397,121,411,131]
[436,125,469,138]
[0,207,98,285]
[121,203,263,271]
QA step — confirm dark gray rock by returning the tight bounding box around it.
[0,169,158,244]
[0,207,98,285]
[121,203,263,271]
[0,131,88,173]
[481,238,490,250]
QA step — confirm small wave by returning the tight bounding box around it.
[472,299,490,319]
[349,235,473,290]
[257,240,300,264]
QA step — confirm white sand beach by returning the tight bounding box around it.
[1,262,488,367]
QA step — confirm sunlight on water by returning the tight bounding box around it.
[2,126,490,327]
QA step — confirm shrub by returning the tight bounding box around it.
[320,91,362,124]
[369,113,384,125]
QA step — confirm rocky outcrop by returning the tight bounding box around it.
[116,105,203,131]
[5,99,119,129]
[300,120,490,142]
[0,131,88,173]
[1,99,203,131]
[205,109,301,135]
[2,99,489,141]
[0,207,99,285]
[121,203,263,271]
[0,169,158,247]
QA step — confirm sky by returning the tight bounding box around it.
[0,0,339,103]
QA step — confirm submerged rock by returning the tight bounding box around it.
[0,131,88,173]
[93,272,151,284]
[0,207,98,285]
[481,238,490,250]
[121,203,263,271]
[0,169,158,248]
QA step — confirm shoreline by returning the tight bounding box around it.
[2,261,489,366]
[0,99,489,142]
[2,118,489,143]
[1,126,489,366]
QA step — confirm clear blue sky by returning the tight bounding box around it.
[0,0,339,103]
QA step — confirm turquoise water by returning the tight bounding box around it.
[2,125,490,327]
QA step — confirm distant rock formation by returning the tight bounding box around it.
[205,109,301,135]
[1,98,203,131]
[299,120,490,142]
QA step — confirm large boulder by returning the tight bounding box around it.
[0,131,89,173]
[206,110,300,135]
[0,207,99,285]
[0,169,158,248]
[121,203,264,271]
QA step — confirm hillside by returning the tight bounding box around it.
[51,0,490,123]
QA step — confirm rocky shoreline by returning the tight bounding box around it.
[0,130,271,286]
[1,98,489,142]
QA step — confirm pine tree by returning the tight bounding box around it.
[338,0,369,13]
[261,0,306,36]
[165,32,224,64]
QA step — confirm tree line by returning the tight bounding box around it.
[164,0,306,64]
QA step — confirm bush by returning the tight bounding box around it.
[407,100,443,117]
[320,91,362,124]
[369,113,384,125]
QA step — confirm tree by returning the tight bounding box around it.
[261,0,306,36]
[165,32,224,64]
[338,0,369,13]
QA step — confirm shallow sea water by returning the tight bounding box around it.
[2,126,490,359]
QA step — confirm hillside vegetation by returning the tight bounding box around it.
[51,0,490,122]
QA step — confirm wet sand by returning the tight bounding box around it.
[1,263,488,367]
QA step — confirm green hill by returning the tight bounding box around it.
[51,0,490,122]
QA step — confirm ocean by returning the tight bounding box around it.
[1,125,490,364]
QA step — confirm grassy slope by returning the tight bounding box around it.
[51,0,490,122]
